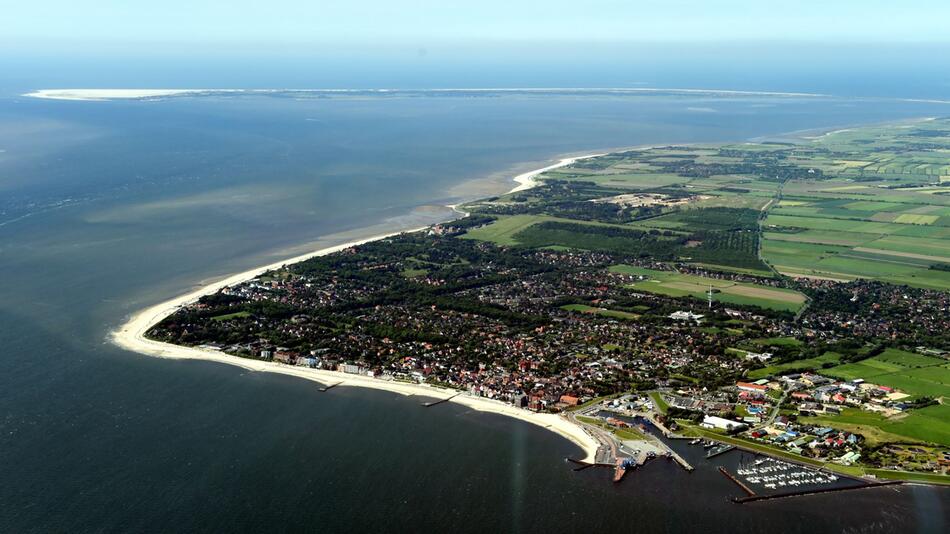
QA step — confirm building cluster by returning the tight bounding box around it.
[779,373,916,416]
[149,234,947,473]
[798,279,950,345]
[150,241,801,412]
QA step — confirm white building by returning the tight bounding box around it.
[700,415,747,432]
[669,311,704,322]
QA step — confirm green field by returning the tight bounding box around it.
[467,119,950,291]
[611,265,806,312]
[461,214,556,245]
[747,351,842,379]
[821,349,950,400]
[749,336,804,347]
[649,391,669,414]
[758,126,950,289]
[211,311,251,321]
[560,304,639,320]
[801,405,950,447]
[461,214,638,246]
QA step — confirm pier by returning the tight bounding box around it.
[569,448,661,483]
[695,435,845,475]
[734,480,903,504]
[567,458,618,471]
[706,444,736,459]
[719,467,756,496]
[318,381,343,392]
[421,393,461,407]
[669,450,695,472]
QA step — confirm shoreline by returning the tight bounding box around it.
[24,87,829,102]
[508,154,605,193]
[111,153,605,463]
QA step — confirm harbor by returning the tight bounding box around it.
[570,405,880,502]
[733,456,840,491]
[672,436,895,504]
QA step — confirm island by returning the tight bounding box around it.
[122,118,950,493]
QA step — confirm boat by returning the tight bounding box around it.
[706,444,736,459]
[690,438,702,445]
[614,458,637,482]
[613,458,636,483]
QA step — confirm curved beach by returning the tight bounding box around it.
[112,154,605,462]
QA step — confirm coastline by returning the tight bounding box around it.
[111,153,605,463]
[24,87,828,102]
[508,154,605,193]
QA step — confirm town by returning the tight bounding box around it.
[148,120,950,487]
[148,230,950,482]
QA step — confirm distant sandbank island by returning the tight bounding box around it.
[25,87,828,102]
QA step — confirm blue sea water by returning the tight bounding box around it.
[0,78,948,531]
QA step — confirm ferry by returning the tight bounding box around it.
[613,458,637,483]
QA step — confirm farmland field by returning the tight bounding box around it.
[461,214,559,245]
[747,352,842,379]
[756,120,950,289]
[459,119,950,290]
[610,265,807,312]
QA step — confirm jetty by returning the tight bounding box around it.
[669,450,695,472]
[719,467,756,496]
[734,480,903,504]
[567,457,619,471]
[569,448,661,483]
[318,381,343,392]
[421,392,461,407]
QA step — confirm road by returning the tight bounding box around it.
[754,390,789,431]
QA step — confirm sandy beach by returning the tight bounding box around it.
[508,154,605,193]
[24,87,829,102]
[111,156,603,463]
[23,89,214,101]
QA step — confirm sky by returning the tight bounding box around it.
[2,1,949,97]
[3,0,949,53]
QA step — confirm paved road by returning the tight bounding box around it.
[755,390,788,431]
